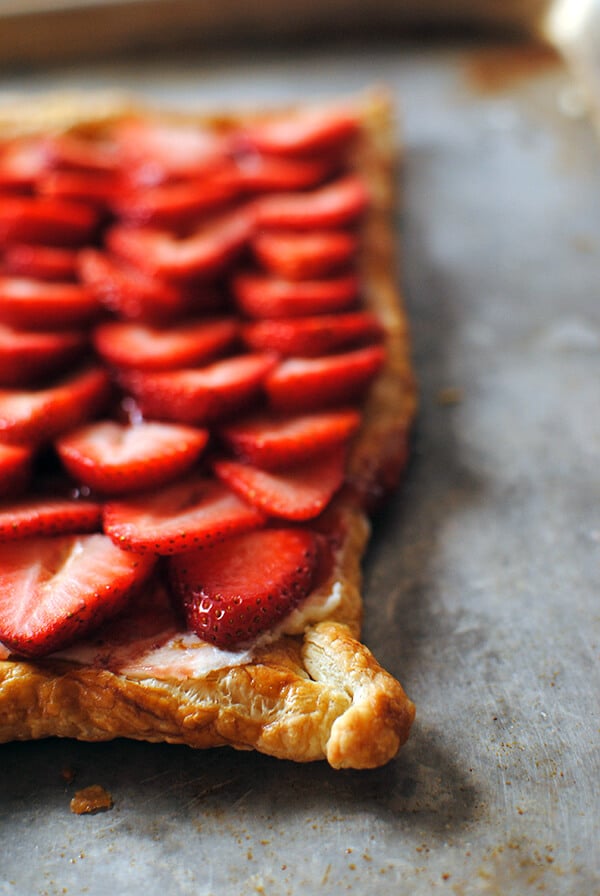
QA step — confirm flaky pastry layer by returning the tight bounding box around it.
[0,90,416,768]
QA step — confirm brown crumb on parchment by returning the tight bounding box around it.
[70,784,113,815]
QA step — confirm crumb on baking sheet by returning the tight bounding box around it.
[437,386,464,406]
[70,784,113,815]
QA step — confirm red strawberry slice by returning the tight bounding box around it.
[3,244,78,281]
[0,443,34,498]
[113,120,227,184]
[0,533,155,657]
[113,174,240,227]
[39,169,121,208]
[266,345,385,412]
[0,139,47,192]
[253,230,357,280]
[241,311,383,357]
[0,364,111,445]
[0,196,98,246]
[0,277,100,330]
[57,420,208,495]
[79,249,189,323]
[213,448,346,520]
[103,475,266,554]
[0,496,102,540]
[0,324,86,387]
[107,209,253,280]
[254,176,368,231]
[242,107,359,157]
[93,318,238,372]
[120,353,275,425]
[220,408,360,469]
[43,133,120,173]
[169,527,320,648]
[232,271,359,318]
[233,153,333,193]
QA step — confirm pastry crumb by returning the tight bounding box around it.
[437,386,464,406]
[70,784,113,815]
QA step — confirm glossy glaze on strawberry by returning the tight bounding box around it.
[0,444,33,498]
[0,105,384,655]
[79,249,192,322]
[266,345,386,412]
[93,318,238,371]
[214,449,347,521]
[0,324,86,387]
[169,528,321,649]
[241,311,383,357]
[103,476,266,554]
[220,409,360,469]
[57,421,209,494]
[0,496,102,539]
[0,365,110,445]
[0,195,98,246]
[253,175,369,230]
[3,244,79,281]
[0,535,155,656]
[232,271,359,318]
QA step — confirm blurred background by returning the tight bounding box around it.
[0,0,556,68]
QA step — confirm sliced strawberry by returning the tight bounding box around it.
[107,209,253,281]
[73,579,179,655]
[57,420,208,495]
[39,169,121,208]
[79,249,189,323]
[43,133,120,173]
[103,475,266,554]
[253,230,357,280]
[220,408,360,469]
[254,176,368,231]
[0,534,155,657]
[93,318,238,372]
[3,244,78,281]
[169,528,320,648]
[241,311,383,357]
[0,443,34,497]
[241,107,359,157]
[266,345,385,412]
[113,174,240,227]
[0,196,98,246]
[231,271,359,318]
[113,120,227,184]
[0,365,111,445]
[0,277,99,330]
[233,153,333,193]
[0,496,102,540]
[0,139,47,192]
[0,324,86,387]
[120,353,275,425]
[214,448,346,520]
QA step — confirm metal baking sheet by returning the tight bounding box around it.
[0,41,599,896]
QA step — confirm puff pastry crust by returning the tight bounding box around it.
[0,90,416,768]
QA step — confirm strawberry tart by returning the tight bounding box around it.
[0,91,416,768]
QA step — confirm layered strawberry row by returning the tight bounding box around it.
[0,105,385,659]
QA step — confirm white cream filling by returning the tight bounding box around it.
[102,631,254,679]
[0,548,344,679]
[276,579,342,636]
